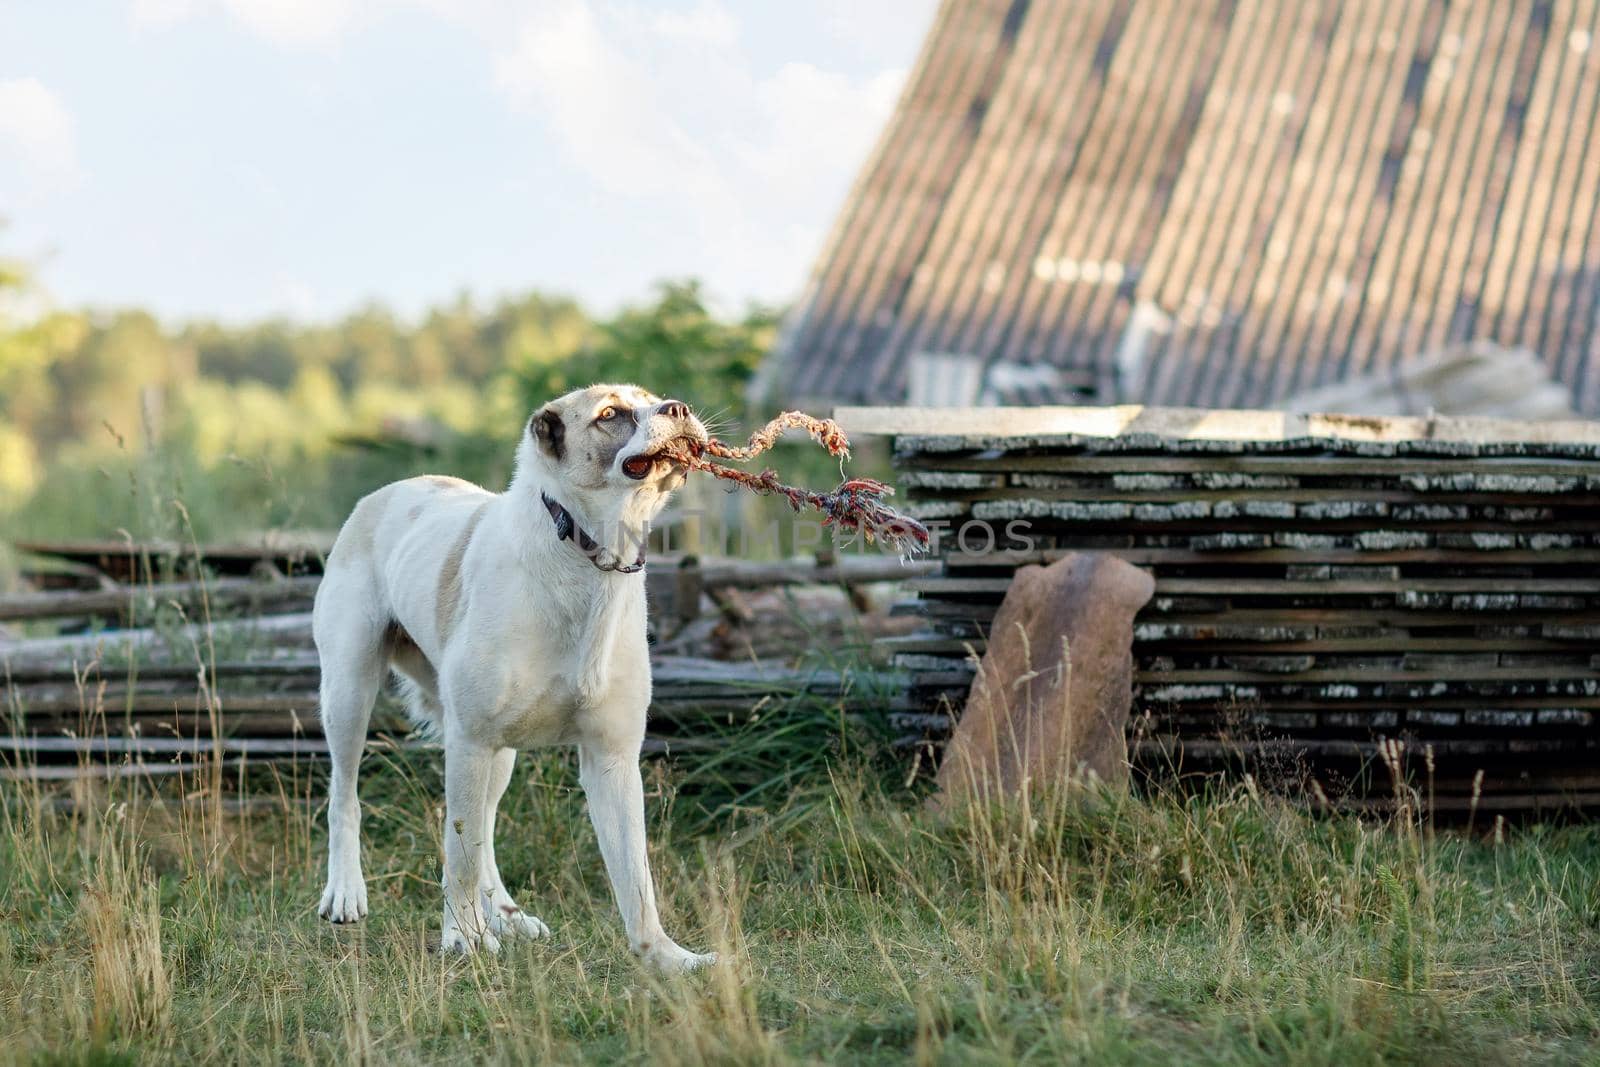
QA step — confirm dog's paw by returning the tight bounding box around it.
[439,924,502,956]
[317,875,368,924]
[637,940,717,975]
[487,904,551,941]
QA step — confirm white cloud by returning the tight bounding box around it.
[640,0,737,47]
[742,61,903,183]
[224,0,361,47]
[485,0,912,300]
[130,0,204,24]
[131,0,364,48]
[117,0,930,303]
[0,78,82,203]
[816,0,941,58]
[492,1,725,199]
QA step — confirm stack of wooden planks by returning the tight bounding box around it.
[843,406,1600,814]
[1,549,923,781]
[0,649,886,781]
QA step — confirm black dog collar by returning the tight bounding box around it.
[541,492,647,574]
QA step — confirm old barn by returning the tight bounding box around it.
[759,0,1600,417]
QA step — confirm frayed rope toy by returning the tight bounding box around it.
[661,411,931,556]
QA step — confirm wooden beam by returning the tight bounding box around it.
[836,404,1600,445]
[0,576,321,622]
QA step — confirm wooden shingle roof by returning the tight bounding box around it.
[765,0,1600,415]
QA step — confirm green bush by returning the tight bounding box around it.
[511,279,776,423]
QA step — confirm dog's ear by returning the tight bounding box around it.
[531,405,565,461]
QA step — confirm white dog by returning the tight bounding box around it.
[313,383,715,972]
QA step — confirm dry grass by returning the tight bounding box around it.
[80,817,172,1041]
[1,734,1598,1066]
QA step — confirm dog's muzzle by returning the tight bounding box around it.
[621,402,706,480]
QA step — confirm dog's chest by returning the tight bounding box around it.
[492,662,633,749]
[494,680,584,748]
[486,594,646,749]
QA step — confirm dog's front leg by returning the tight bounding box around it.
[578,743,715,974]
[481,747,551,941]
[440,738,500,954]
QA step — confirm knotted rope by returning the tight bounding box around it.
[664,411,930,555]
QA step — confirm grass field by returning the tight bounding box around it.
[3,729,1600,1066]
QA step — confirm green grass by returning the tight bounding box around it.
[0,433,503,546]
[3,730,1599,1065]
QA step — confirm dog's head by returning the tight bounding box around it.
[522,384,708,511]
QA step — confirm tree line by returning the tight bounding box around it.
[0,250,777,539]
[0,255,774,502]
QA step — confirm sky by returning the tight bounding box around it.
[0,0,936,324]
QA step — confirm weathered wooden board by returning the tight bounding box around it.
[837,405,1600,445]
[0,576,321,622]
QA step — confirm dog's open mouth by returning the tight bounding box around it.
[621,437,704,480]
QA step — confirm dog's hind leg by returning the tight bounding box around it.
[480,748,551,941]
[313,583,388,924]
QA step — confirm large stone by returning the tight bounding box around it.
[934,552,1154,808]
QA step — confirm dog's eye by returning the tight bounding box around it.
[598,406,618,421]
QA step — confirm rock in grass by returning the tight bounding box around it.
[934,552,1154,809]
